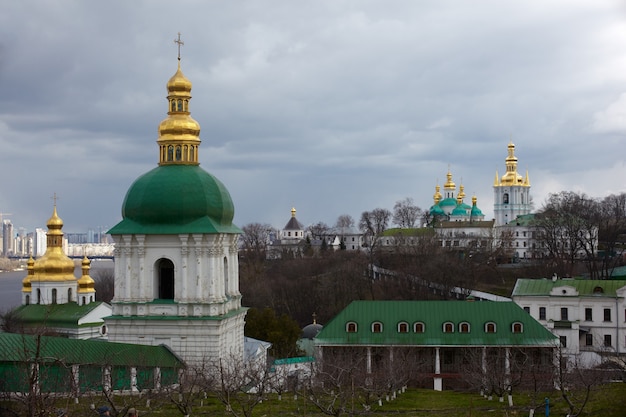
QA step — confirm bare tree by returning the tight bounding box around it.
[392,198,422,229]
[240,223,275,261]
[335,215,355,229]
[94,268,115,303]
[597,192,626,278]
[210,354,276,417]
[308,222,330,240]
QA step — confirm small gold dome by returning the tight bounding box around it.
[32,206,76,282]
[21,257,35,292]
[167,63,192,93]
[77,256,96,293]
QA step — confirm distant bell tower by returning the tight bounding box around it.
[493,142,531,225]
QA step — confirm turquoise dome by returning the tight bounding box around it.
[109,165,241,235]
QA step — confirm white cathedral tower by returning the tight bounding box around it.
[106,40,246,364]
[493,142,532,225]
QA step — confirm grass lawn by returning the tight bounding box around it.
[26,381,622,416]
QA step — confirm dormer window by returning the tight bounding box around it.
[459,322,470,333]
[413,322,425,333]
[485,322,497,333]
[346,322,357,333]
[371,322,383,333]
[443,322,454,333]
[512,322,523,333]
[398,322,409,333]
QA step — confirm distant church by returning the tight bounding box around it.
[493,142,531,226]
[105,46,246,364]
[15,204,111,339]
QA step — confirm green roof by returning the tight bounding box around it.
[512,278,626,297]
[0,333,183,367]
[381,228,436,237]
[13,302,107,329]
[108,165,241,235]
[315,300,557,347]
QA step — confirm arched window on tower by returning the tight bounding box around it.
[52,288,57,305]
[177,99,183,111]
[176,145,182,161]
[68,288,72,303]
[156,258,175,300]
[171,100,176,112]
[168,145,174,161]
[503,193,509,204]
[25,294,30,305]
[37,289,41,304]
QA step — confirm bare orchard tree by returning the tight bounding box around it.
[303,347,371,417]
[210,354,276,417]
[94,268,115,303]
[392,198,422,229]
[335,214,355,229]
[164,362,216,417]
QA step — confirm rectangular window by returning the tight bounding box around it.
[586,334,593,346]
[604,308,611,322]
[585,308,593,321]
[604,335,612,347]
[539,307,546,320]
[523,306,530,314]
[560,336,567,348]
[561,308,568,321]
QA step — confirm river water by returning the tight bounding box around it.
[0,260,114,311]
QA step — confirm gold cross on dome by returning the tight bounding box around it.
[174,32,184,61]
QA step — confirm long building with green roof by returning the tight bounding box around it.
[314,300,557,391]
[0,333,183,394]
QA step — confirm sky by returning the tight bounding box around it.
[1,1,625,235]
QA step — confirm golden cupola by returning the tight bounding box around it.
[77,255,96,293]
[21,257,35,293]
[444,170,456,191]
[31,205,76,282]
[157,58,201,166]
[499,141,525,186]
[433,184,442,204]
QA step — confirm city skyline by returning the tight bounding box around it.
[1,1,625,233]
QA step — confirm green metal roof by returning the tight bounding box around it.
[108,165,241,235]
[0,333,183,367]
[512,278,626,297]
[315,300,558,347]
[13,302,107,329]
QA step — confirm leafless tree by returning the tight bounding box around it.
[240,223,275,260]
[335,215,355,229]
[94,268,115,303]
[597,192,626,278]
[308,222,330,240]
[210,354,276,417]
[392,198,422,229]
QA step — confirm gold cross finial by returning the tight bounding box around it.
[174,32,184,61]
[51,193,59,207]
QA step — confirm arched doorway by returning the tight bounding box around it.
[156,258,175,300]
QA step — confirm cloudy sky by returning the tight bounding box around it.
[1,1,625,235]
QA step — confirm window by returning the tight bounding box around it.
[398,322,409,333]
[485,322,496,333]
[585,334,593,346]
[561,308,568,321]
[512,322,523,333]
[560,336,567,348]
[604,308,611,322]
[443,322,454,333]
[371,322,383,333]
[157,258,175,299]
[585,308,593,321]
[413,322,425,333]
[539,307,546,320]
[523,306,530,314]
[346,322,357,333]
[604,335,612,347]
[51,289,57,305]
[68,288,72,303]
[503,193,509,204]
[459,322,470,333]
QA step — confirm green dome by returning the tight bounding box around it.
[451,205,467,216]
[109,165,241,235]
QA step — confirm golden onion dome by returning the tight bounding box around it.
[444,170,455,190]
[167,63,192,94]
[433,184,442,204]
[22,257,35,292]
[32,206,76,282]
[77,256,95,293]
[158,115,201,140]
